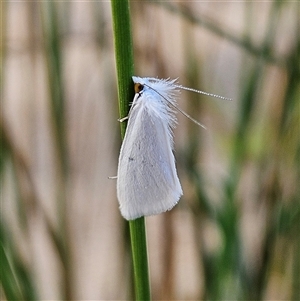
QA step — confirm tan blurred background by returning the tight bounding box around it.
[1,1,299,300]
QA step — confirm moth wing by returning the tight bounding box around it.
[117,103,182,220]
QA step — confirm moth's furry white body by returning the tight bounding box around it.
[117,76,183,220]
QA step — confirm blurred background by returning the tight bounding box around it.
[1,1,299,300]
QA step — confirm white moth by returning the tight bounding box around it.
[117,76,230,220]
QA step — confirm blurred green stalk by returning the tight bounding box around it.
[40,2,72,300]
[110,1,151,300]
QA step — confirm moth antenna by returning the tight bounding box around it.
[143,83,206,129]
[167,101,207,129]
[175,85,232,101]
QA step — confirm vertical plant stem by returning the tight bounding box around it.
[111,0,134,138]
[110,1,151,300]
[129,218,151,300]
[40,2,72,300]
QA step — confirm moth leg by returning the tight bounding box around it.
[118,93,138,123]
[118,116,128,122]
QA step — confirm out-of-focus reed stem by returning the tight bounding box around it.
[40,2,72,300]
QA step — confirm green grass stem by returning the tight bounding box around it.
[129,218,151,301]
[111,1,151,300]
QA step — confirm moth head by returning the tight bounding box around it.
[134,83,144,94]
